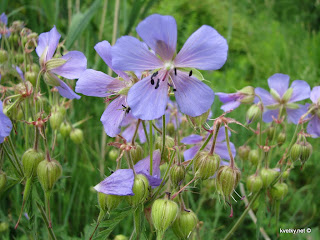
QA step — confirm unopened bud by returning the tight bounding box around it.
[155,136,174,160]
[270,183,288,200]
[186,109,210,132]
[260,168,279,187]
[22,148,44,178]
[108,149,118,161]
[151,198,179,235]
[25,71,37,86]
[246,175,263,193]
[126,174,149,206]
[238,86,255,104]
[246,104,261,123]
[300,141,312,165]
[248,149,259,166]
[37,159,62,192]
[238,145,250,160]
[216,166,241,199]
[59,122,72,138]
[172,209,198,239]
[0,172,7,191]
[170,164,186,187]
[290,143,302,161]
[70,128,84,144]
[194,152,220,180]
[267,126,275,139]
[277,132,286,146]
[15,53,24,64]
[0,50,8,63]
[130,144,144,164]
[50,112,64,130]
[98,192,122,213]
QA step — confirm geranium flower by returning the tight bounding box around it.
[112,14,228,120]
[0,100,12,143]
[36,26,87,99]
[76,40,135,137]
[307,86,320,138]
[255,73,310,124]
[0,13,10,39]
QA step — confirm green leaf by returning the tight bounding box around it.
[65,0,101,49]
[179,67,205,81]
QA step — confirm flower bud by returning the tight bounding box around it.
[130,144,144,164]
[108,149,118,161]
[0,172,7,191]
[98,192,122,213]
[25,71,37,86]
[238,86,255,104]
[246,104,261,123]
[277,132,286,146]
[70,128,84,144]
[151,198,179,235]
[216,166,241,199]
[155,136,174,160]
[15,53,24,64]
[59,122,72,138]
[37,159,62,192]
[290,143,302,161]
[194,152,220,180]
[186,109,210,132]
[270,183,288,200]
[22,148,44,178]
[248,149,259,166]
[50,111,64,130]
[126,174,149,206]
[300,141,312,165]
[246,174,263,193]
[0,50,8,63]
[260,168,279,187]
[170,164,186,187]
[172,209,198,239]
[267,126,275,140]
[26,63,40,73]
[238,145,250,160]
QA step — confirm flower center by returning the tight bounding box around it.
[164,61,174,71]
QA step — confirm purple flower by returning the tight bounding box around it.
[255,73,310,124]
[112,14,228,120]
[76,40,135,137]
[35,26,87,99]
[307,86,320,138]
[15,66,25,81]
[0,100,12,143]
[0,13,10,39]
[94,169,134,196]
[134,150,162,187]
[121,113,147,143]
[181,126,236,161]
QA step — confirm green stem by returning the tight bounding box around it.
[134,206,142,240]
[142,121,149,146]
[161,115,166,157]
[156,231,164,240]
[8,136,24,175]
[225,126,235,168]
[149,121,153,176]
[209,123,221,155]
[125,152,136,175]
[3,144,23,177]
[36,201,57,240]
[131,119,141,145]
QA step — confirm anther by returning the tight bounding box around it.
[189,70,192,77]
[151,71,158,78]
[174,68,177,75]
[155,79,160,89]
[173,89,177,92]
[151,79,155,85]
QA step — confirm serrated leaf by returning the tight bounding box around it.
[65,0,101,49]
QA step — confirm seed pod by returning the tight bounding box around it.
[238,145,250,160]
[130,144,144,164]
[290,143,302,162]
[170,164,186,187]
[194,151,220,180]
[270,183,288,200]
[0,172,7,191]
[277,132,286,146]
[155,136,175,160]
[59,122,72,138]
[172,209,198,239]
[15,53,24,64]
[246,104,261,123]
[126,174,149,206]
[246,174,263,193]
[25,71,37,86]
[50,111,64,130]
[167,122,175,136]
[37,159,62,192]
[0,50,8,63]
[98,192,122,213]
[70,128,84,144]
[282,170,290,180]
[267,126,275,140]
[216,166,241,199]
[248,149,259,166]
[22,148,44,178]
[260,168,279,187]
[151,198,179,235]
[300,141,312,165]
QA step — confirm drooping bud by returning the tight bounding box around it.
[59,122,72,138]
[300,141,312,165]
[98,192,122,213]
[216,166,241,199]
[172,209,198,239]
[194,151,220,180]
[0,172,6,191]
[238,86,255,104]
[246,174,263,193]
[155,136,175,160]
[151,198,179,236]
[267,126,275,140]
[238,145,251,160]
[186,109,210,132]
[70,128,84,144]
[246,104,261,123]
[277,132,286,146]
[22,148,44,178]
[37,159,62,192]
[290,143,302,161]
[260,168,279,187]
[170,164,186,187]
[0,50,8,63]
[126,174,149,206]
[270,183,288,200]
[248,149,259,166]
[130,144,144,164]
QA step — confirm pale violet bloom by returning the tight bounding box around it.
[0,13,10,39]
[0,100,12,143]
[307,86,320,138]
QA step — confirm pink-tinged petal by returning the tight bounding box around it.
[174,25,228,70]
[36,26,61,61]
[51,51,87,79]
[286,104,308,124]
[267,73,289,97]
[181,134,203,144]
[56,79,81,100]
[127,71,169,120]
[184,146,200,161]
[136,14,177,61]
[221,101,241,112]
[214,141,235,160]
[307,116,320,138]
[172,71,214,117]
[0,100,12,143]
[262,109,279,123]
[255,87,277,106]
[101,96,127,137]
[289,80,310,103]
[76,69,125,97]
[310,86,320,103]
[94,169,134,196]
[94,40,129,80]
[112,36,164,71]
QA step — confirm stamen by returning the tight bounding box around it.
[173,89,177,92]
[152,71,159,78]
[151,79,154,85]
[155,79,160,89]
[174,68,177,75]
[189,70,192,77]
[126,107,131,114]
